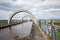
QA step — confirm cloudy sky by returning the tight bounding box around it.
[0,0,60,20]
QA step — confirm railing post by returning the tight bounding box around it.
[51,20,56,40]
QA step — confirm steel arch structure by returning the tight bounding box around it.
[8,9,36,30]
[22,15,35,22]
[8,9,35,24]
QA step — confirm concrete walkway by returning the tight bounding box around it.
[31,23,45,40]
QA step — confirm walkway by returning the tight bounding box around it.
[31,23,45,40]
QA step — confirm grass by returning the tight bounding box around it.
[56,28,60,40]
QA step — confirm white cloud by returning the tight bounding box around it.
[13,0,33,7]
[33,0,60,19]
[0,0,60,20]
[0,10,13,20]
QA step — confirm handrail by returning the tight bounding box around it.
[0,21,31,29]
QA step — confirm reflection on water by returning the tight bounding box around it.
[0,22,33,40]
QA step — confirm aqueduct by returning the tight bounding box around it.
[0,9,56,40]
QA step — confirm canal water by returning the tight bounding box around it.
[0,22,33,40]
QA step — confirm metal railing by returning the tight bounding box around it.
[51,24,56,40]
[38,20,56,40]
[0,21,31,29]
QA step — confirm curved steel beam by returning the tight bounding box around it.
[8,9,35,24]
[21,15,35,27]
[22,15,38,25]
[22,15,35,22]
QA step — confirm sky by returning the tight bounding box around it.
[0,0,60,20]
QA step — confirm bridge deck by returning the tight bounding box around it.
[14,23,45,40]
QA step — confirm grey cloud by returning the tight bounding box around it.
[0,2,13,11]
[0,1,23,11]
[40,3,60,10]
[0,6,12,11]
[0,0,60,20]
